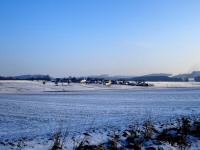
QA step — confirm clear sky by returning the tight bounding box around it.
[0,0,200,77]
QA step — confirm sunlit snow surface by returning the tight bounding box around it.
[0,81,200,141]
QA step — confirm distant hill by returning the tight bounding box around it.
[128,75,182,82]
[87,75,133,80]
[174,71,200,78]
[0,75,51,81]
[87,73,181,82]
[142,73,172,77]
[1,71,200,82]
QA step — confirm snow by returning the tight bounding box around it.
[0,80,142,94]
[1,81,200,149]
[1,81,200,94]
[149,81,200,88]
[1,80,200,94]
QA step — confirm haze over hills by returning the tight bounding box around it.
[1,71,200,82]
[174,71,200,78]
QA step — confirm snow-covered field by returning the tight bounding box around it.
[1,80,200,94]
[149,81,200,88]
[0,81,200,149]
[0,80,144,94]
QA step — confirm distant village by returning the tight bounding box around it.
[1,71,200,87]
[51,77,151,87]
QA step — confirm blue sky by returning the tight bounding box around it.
[0,0,200,77]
